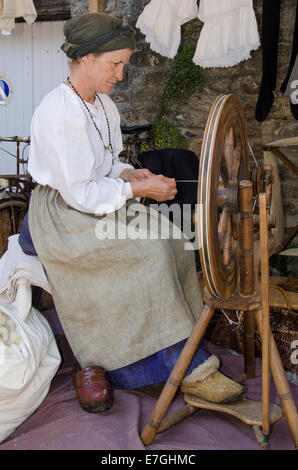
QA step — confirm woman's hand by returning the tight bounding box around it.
[130,174,177,202]
[120,168,153,182]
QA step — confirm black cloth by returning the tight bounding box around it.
[137,148,199,207]
[137,148,199,235]
[280,2,298,94]
[255,0,281,122]
[255,0,298,121]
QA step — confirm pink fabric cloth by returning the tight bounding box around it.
[0,309,297,450]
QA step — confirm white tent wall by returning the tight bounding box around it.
[0,21,68,174]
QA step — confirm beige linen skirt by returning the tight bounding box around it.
[28,185,203,370]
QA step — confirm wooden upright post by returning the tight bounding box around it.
[239,180,255,379]
[263,165,273,214]
[239,180,254,296]
[89,0,105,13]
[259,193,271,447]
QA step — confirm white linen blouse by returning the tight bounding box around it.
[28,83,133,215]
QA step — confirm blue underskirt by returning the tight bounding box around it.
[106,337,209,389]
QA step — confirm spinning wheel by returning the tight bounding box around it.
[198,94,249,299]
[141,94,298,449]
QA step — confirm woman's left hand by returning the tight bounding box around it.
[120,168,153,183]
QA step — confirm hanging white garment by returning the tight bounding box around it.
[0,0,37,34]
[136,0,198,59]
[193,0,260,68]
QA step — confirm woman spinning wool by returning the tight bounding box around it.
[20,13,244,413]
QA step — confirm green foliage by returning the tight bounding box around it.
[152,43,204,149]
[152,118,187,150]
[158,44,204,114]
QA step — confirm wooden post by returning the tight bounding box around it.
[89,0,105,13]
[259,193,271,447]
[239,180,255,379]
[263,165,273,214]
[239,180,254,296]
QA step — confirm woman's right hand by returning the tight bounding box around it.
[130,174,177,202]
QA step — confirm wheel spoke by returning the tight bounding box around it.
[222,215,232,266]
[231,234,239,260]
[231,213,239,240]
[10,206,16,234]
[217,183,227,208]
[230,144,241,181]
[218,208,229,245]
[220,154,230,187]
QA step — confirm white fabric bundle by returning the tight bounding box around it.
[0,301,61,443]
[0,235,60,443]
[193,0,260,68]
[136,0,198,59]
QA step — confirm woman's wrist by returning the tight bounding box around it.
[130,179,148,198]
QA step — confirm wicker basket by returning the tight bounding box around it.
[205,309,246,354]
[255,305,298,374]
[205,286,298,375]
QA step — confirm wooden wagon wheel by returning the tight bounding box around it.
[198,94,250,299]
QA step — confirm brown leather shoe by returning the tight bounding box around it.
[73,365,114,413]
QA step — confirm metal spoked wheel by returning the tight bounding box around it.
[0,194,28,257]
[198,94,250,299]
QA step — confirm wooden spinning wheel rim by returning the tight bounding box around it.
[198,94,250,299]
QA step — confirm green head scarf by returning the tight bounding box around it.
[61,12,136,59]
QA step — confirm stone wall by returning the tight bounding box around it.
[72,0,298,238]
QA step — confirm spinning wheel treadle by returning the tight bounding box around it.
[184,393,283,427]
[198,94,250,299]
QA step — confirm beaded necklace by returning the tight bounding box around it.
[67,77,114,156]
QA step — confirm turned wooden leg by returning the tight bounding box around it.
[141,304,215,446]
[254,308,298,449]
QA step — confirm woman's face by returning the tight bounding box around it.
[84,48,133,94]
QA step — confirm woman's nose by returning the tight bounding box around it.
[115,65,124,81]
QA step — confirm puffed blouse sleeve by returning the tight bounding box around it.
[28,87,133,215]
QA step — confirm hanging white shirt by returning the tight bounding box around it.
[193,0,260,68]
[0,0,37,34]
[136,0,198,59]
[28,84,134,215]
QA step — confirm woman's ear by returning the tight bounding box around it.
[81,54,94,66]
